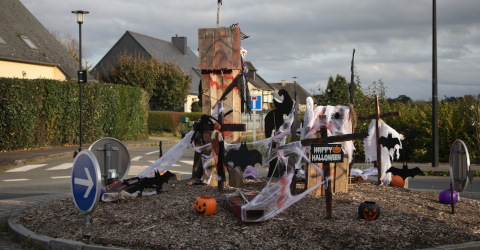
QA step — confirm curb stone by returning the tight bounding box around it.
[8,211,125,250]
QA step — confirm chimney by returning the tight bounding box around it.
[172,36,187,55]
[281,80,286,87]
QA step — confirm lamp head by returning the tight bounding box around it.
[72,10,89,24]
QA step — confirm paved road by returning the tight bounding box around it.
[0,144,198,200]
[409,176,480,200]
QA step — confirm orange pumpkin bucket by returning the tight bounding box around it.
[194,196,217,216]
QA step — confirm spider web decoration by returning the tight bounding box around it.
[302,105,355,163]
[133,102,357,221]
[363,119,403,184]
[136,131,195,178]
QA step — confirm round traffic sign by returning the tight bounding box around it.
[449,139,470,192]
[89,137,130,186]
[71,150,101,215]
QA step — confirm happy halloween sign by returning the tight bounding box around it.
[311,144,343,163]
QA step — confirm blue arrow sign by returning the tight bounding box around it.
[71,150,101,215]
[251,95,262,111]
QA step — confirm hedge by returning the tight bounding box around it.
[148,111,202,136]
[0,77,148,151]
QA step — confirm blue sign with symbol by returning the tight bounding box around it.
[251,95,262,111]
[71,150,101,215]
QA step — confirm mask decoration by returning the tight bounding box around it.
[195,196,217,216]
[358,201,380,220]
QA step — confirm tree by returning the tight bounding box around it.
[316,74,351,106]
[191,101,202,112]
[389,94,412,104]
[50,30,92,71]
[102,54,191,111]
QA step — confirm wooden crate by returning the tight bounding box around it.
[306,154,349,196]
[225,194,261,222]
[198,26,241,70]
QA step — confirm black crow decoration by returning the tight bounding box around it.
[264,89,293,177]
[264,89,294,138]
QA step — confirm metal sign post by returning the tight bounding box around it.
[89,137,131,187]
[71,150,101,225]
[250,95,262,141]
[448,139,471,214]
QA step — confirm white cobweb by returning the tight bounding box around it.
[132,102,358,222]
[361,119,403,185]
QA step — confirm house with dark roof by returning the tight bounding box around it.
[270,80,318,112]
[244,61,277,110]
[91,31,201,112]
[0,0,90,81]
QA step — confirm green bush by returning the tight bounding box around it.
[0,78,148,151]
[0,78,43,150]
[148,111,202,136]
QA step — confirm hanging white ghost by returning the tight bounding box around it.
[363,119,403,184]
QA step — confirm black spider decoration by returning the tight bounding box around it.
[331,111,343,120]
[191,114,220,144]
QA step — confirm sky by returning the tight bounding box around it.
[20,0,480,101]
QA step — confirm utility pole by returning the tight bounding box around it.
[432,0,439,167]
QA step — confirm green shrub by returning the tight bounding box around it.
[148,111,202,136]
[0,78,148,151]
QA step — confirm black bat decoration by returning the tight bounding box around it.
[387,163,423,181]
[106,170,175,197]
[379,133,401,152]
[224,143,262,172]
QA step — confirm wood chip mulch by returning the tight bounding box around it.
[19,178,480,249]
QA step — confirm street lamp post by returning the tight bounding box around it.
[72,10,89,154]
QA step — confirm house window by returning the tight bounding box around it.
[21,36,37,49]
[0,36,6,44]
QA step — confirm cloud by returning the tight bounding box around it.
[20,0,480,101]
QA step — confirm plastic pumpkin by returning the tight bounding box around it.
[358,201,380,220]
[439,189,458,205]
[195,196,217,216]
[332,145,342,154]
[390,175,405,188]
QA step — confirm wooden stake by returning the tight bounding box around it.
[321,126,333,219]
[375,95,382,184]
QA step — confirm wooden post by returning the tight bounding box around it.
[375,95,382,184]
[196,26,245,189]
[321,126,333,219]
[356,95,401,185]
